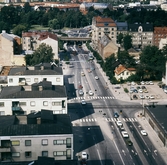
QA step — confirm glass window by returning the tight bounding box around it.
[0,111,5,115]
[43,101,48,106]
[34,78,38,83]
[0,102,4,107]
[25,151,31,157]
[42,139,48,146]
[53,151,66,156]
[12,152,20,157]
[52,102,61,106]
[20,102,26,106]
[30,101,35,106]
[62,100,65,108]
[56,78,60,82]
[66,149,71,159]
[26,78,30,82]
[66,138,71,148]
[9,78,13,83]
[25,140,31,146]
[53,140,66,145]
[12,141,20,146]
[42,151,48,157]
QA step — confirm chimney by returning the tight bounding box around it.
[37,118,41,124]
[39,86,43,91]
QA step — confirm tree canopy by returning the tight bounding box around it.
[25,43,54,66]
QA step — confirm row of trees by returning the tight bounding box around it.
[1,3,167,36]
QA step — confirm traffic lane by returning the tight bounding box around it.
[126,121,160,165]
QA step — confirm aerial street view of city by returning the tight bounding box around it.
[0,0,167,165]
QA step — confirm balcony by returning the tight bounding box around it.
[12,106,21,111]
[0,147,11,152]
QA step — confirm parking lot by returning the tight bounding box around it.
[121,81,167,101]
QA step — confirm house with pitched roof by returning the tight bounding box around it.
[0,110,73,162]
[92,16,117,48]
[114,64,136,81]
[22,31,58,60]
[7,63,63,86]
[98,35,118,59]
[0,30,25,66]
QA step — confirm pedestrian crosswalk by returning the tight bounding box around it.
[77,117,138,123]
[68,96,115,101]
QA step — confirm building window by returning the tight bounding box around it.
[20,102,26,106]
[25,140,31,146]
[25,151,31,157]
[12,152,20,157]
[9,78,13,83]
[0,102,4,107]
[42,139,48,146]
[42,151,48,157]
[62,100,66,108]
[26,78,30,82]
[12,141,20,146]
[0,111,5,115]
[127,72,129,75]
[66,149,71,159]
[43,101,48,106]
[52,101,61,106]
[30,110,36,113]
[53,140,66,145]
[53,151,66,156]
[34,78,38,83]
[56,78,60,82]
[30,101,35,106]
[66,138,71,148]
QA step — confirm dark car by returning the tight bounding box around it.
[133,89,138,93]
[126,139,133,146]
[133,95,138,100]
[114,112,119,118]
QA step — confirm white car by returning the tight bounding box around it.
[89,90,94,96]
[149,81,154,85]
[131,81,136,86]
[79,90,84,96]
[81,152,87,159]
[95,76,99,80]
[141,130,147,136]
[121,131,129,138]
[150,95,155,99]
[138,89,143,93]
[140,81,145,85]
[81,100,86,105]
[116,121,123,127]
[139,95,145,99]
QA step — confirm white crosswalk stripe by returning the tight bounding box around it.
[68,96,115,101]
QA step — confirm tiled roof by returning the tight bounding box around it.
[114,64,126,75]
[95,16,116,27]
[0,113,72,136]
[0,84,66,98]
[22,31,57,41]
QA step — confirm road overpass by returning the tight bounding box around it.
[59,36,91,41]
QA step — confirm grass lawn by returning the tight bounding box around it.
[30,25,50,31]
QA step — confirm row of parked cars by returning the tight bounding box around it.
[128,81,154,86]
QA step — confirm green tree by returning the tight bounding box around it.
[140,45,165,80]
[117,33,123,45]
[13,24,28,37]
[48,19,60,29]
[23,2,31,13]
[25,43,54,65]
[123,34,132,50]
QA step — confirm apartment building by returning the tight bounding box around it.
[92,16,117,47]
[128,23,153,49]
[0,30,25,66]
[22,31,58,60]
[7,63,63,86]
[0,80,67,115]
[0,110,73,162]
[153,27,167,47]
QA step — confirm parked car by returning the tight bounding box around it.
[131,81,136,86]
[145,95,150,99]
[121,131,129,138]
[133,89,138,93]
[138,89,143,93]
[141,86,146,89]
[141,130,147,136]
[145,81,150,85]
[143,89,148,93]
[140,81,145,85]
[133,95,138,100]
[139,95,145,99]
[150,95,155,99]
[81,72,85,76]
[149,81,154,85]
